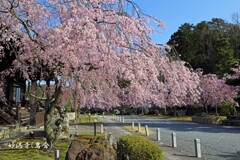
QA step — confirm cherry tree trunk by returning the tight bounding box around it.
[164,107,167,115]
[44,98,55,149]
[205,106,208,114]
[44,80,62,149]
[29,81,37,126]
[215,106,218,115]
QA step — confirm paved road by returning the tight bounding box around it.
[121,115,240,160]
[103,116,198,160]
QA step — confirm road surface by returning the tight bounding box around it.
[121,115,240,160]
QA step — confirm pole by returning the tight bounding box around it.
[145,125,149,136]
[132,121,134,129]
[104,128,107,139]
[100,124,104,134]
[108,132,112,146]
[194,139,201,158]
[94,119,97,137]
[55,150,59,160]
[157,128,161,141]
[172,132,177,148]
[138,122,141,132]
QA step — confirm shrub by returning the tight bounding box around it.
[144,108,150,115]
[185,106,198,116]
[149,109,160,115]
[219,102,235,116]
[154,109,160,116]
[117,135,163,160]
[167,111,176,117]
[64,99,72,112]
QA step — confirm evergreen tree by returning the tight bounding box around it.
[168,18,239,76]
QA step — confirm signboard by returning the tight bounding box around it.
[66,112,76,120]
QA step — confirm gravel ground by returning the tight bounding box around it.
[123,115,240,160]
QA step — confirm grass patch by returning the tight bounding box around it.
[207,115,227,124]
[167,116,192,121]
[55,139,72,159]
[124,125,154,135]
[0,149,52,160]
[73,134,104,141]
[145,115,192,121]
[207,115,227,120]
[0,135,106,160]
[192,115,227,124]
[73,134,105,148]
[0,138,55,160]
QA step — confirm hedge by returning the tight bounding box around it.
[117,135,163,160]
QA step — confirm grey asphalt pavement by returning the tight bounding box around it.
[103,116,199,160]
[120,115,240,160]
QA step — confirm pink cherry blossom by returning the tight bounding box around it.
[198,74,238,111]
[0,0,202,146]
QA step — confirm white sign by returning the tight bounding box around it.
[66,112,75,120]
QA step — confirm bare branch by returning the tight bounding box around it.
[27,82,47,100]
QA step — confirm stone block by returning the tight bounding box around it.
[236,151,240,160]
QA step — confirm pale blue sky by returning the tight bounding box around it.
[133,0,240,44]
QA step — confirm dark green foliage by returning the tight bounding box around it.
[64,98,72,112]
[167,107,178,117]
[149,109,160,116]
[117,135,163,160]
[168,18,239,76]
[167,111,176,117]
[226,78,240,86]
[154,109,160,116]
[119,105,137,115]
[213,38,235,76]
[219,102,236,116]
[185,106,198,116]
[143,108,149,115]
[234,93,240,102]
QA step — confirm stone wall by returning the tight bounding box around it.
[192,116,222,124]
